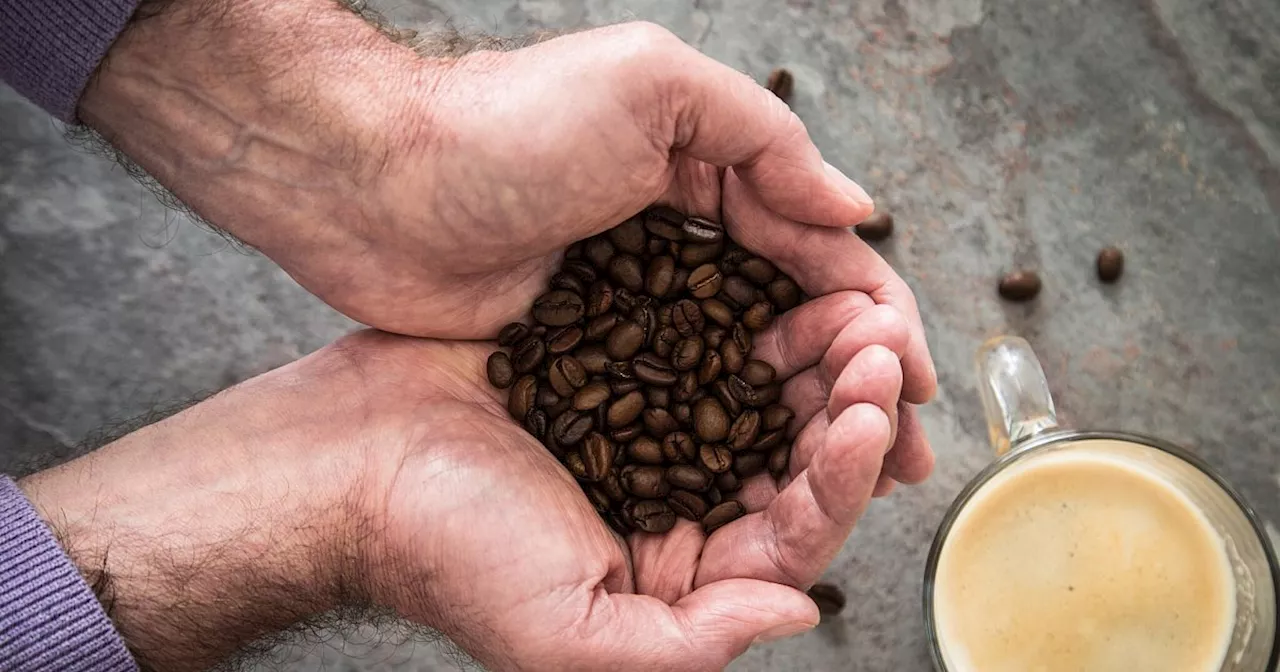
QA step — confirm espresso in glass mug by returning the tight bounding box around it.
[924,336,1278,672]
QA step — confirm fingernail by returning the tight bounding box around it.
[753,621,816,645]
[823,161,874,209]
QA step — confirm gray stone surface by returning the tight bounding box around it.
[2,0,1278,669]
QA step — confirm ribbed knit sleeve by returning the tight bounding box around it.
[0,0,142,121]
[0,477,137,671]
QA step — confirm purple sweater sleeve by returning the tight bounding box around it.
[0,477,137,671]
[0,0,142,121]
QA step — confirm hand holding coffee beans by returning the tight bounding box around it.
[487,206,806,535]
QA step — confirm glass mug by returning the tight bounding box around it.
[923,336,1278,671]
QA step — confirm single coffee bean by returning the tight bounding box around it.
[727,410,762,451]
[546,396,574,420]
[768,444,790,478]
[563,259,597,283]
[643,408,680,438]
[564,452,588,479]
[532,289,586,326]
[609,216,648,254]
[765,67,794,102]
[702,500,746,533]
[613,288,638,313]
[607,390,646,428]
[549,356,588,397]
[552,410,594,446]
[672,299,705,337]
[653,326,680,358]
[646,255,676,297]
[713,379,744,417]
[680,240,724,267]
[627,436,665,465]
[657,304,674,326]
[807,583,847,615]
[586,485,611,512]
[672,336,706,371]
[699,443,734,474]
[740,360,776,387]
[593,403,608,434]
[609,377,640,397]
[688,388,707,404]
[699,298,733,328]
[611,422,644,443]
[621,465,670,498]
[855,211,894,241]
[550,271,586,296]
[766,277,801,311]
[630,499,676,534]
[585,281,614,317]
[752,429,786,452]
[733,451,768,478]
[498,322,531,347]
[632,353,677,386]
[671,267,690,294]
[608,254,645,293]
[673,371,699,402]
[544,431,566,460]
[742,302,774,332]
[671,403,693,427]
[509,375,538,421]
[667,489,709,521]
[721,341,745,374]
[715,471,741,493]
[682,215,724,243]
[738,257,777,286]
[573,382,611,410]
[631,304,657,345]
[762,404,795,432]
[728,375,763,407]
[667,464,711,491]
[584,236,615,270]
[719,275,756,310]
[731,323,753,355]
[646,386,670,409]
[706,485,724,505]
[688,264,724,299]
[512,336,547,374]
[537,384,561,406]
[697,350,723,385]
[605,321,646,361]
[693,397,730,442]
[487,351,516,388]
[755,383,782,407]
[619,498,638,529]
[585,313,619,342]
[602,470,627,501]
[647,237,667,256]
[524,408,548,440]
[662,431,698,463]
[566,241,585,259]
[546,326,584,356]
[704,326,727,349]
[531,325,548,337]
[998,270,1041,302]
[581,433,614,481]
[644,206,686,240]
[1097,246,1124,283]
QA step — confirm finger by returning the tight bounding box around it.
[778,367,827,433]
[884,402,934,485]
[629,520,704,605]
[818,305,911,392]
[873,474,897,497]
[695,403,890,588]
[734,473,780,513]
[786,410,830,478]
[827,345,903,430]
[751,291,877,379]
[724,176,936,403]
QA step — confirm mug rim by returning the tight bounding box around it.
[921,428,1280,672]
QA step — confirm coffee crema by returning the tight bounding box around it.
[934,441,1236,672]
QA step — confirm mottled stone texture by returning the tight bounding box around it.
[1,0,1277,669]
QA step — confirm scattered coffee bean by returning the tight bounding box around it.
[512,336,547,374]
[573,382,611,411]
[855,211,894,241]
[532,290,585,326]
[700,299,734,328]
[720,276,756,310]
[662,432,698,463]
[715,471,740,493]
[762,404,795,432]
[767,277,801,311]
[682,216,724,243]
[644,206,686,240]
[699,443,733,473]
[740,360,776,387]
[646,385,669,409]
[727,410,762,451]
[643,408,679,438]
[509,375,537,421]
[628,436,665,464]
[607,390,646,428]
[733,451,768,478]
[693,397,730,443]
[998,270,1042,302]
[768,444,790,477]
[581,433,614,481]
[646,255,676,297]
[622,465,671,498]
[498,322,531,347]
[743,302,774,332]
[630,499,676,533]
[667,464,711,491]
[552,410,594,446]
[738,257,777,286]
[548,356,588,397]
[487,351,516,389]
[703,500,746,533]
[524,409,548,440]
[807,583,846,615]
[672,336,706,371]
[667,490,709,521]
[585,237,615,270]
[609,217,647,255]
[606,321,646,360]
[688,264,724,299]
[766,68,794,103]
[1097,246,1124,283]
[609,255,645,293]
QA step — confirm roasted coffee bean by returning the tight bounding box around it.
[731,323,753,354]
[657,304,674,326]
[607,390,646,428]
[487,352,516,388]
[998,270,1041,301]
[512,337,547,374]
[766,277,801,311]
[728,375,762,407]
[653,326,680,358]
[631,304,657,345]
[566,241,586,260]
[627,436,665,464]
[733,451,768,478]
[662,431,698,463]
[688,388,707,404]
[605,321,646,361]
[693,397,730,442]
[549,356,588,397]
[700,298,733,328]
[704,326,727,349]
[498,322,531,347]
[855,211,894,241]
[738,257,777,286]
[613,288,638,313]
[531,325,548,337]
[807,583,847,615]
[768,444,790,477]
[509,375,537,421]
[672,299,705,337]
[713,379,743,417]
[646,386,670,409]
[727,410,761,451]
[585,281,614,317]
[1097,246,1124,283]
[611,423,644,443]
[667,490,708,521]
[602,470,627,501]
[564,452,588,479]
[563,259,597,284]
[537,385,562,407]
[546,396,573,420]
[687,264,724,299]
[552,410,594,446]
[762,404,795,432]
[672,336,706,371]
[715,471,741,493]
[673,371,699,402]
[550,271,586,296]
[633,353,678,386]
[573,382,611,410]
[584,236,615,270]
[593,403,608,434]
[532,290,585,326]
[680,240,724,267]
[702,500,746,533]
[585,313,619,342]
[765,67,794,102]
[581,433,614,481]
[586,485,611,512]
[608,216,648,255]
[608,254,645,293]
[544,431,566,460]
[706,486,723,505]
[546,326,584,356]
[629,499,676,533]
[682,216,724,243]
[667,464,711,491]
[609,377,640,396]
[756,383,782,407]
[699,443,733,474]
[643,408,680,438]
[742,302,774,332]
[621,465,670,498]
[697,350,723,385]
[524,408,548,440]
[740,360,776,387]
[671,403,693,427]
[647,238,667,256]
[719,276,756,310]
[644,206,686,240]
[752,429,786,451]
[646,255,676,297]
[720,341,745,374]
[721,245,751,270]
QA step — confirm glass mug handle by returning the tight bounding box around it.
[976,336,1060,455]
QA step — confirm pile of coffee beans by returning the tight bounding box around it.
[486,206,806,535]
